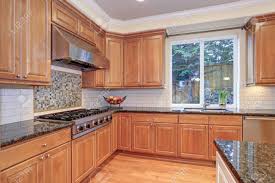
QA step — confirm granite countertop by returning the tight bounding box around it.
[113,106,275,117]
[0,120,72,148]
[215,140,275,183]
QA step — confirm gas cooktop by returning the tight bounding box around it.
[38,108,110,121]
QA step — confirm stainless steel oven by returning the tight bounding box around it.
[243,116,275,144]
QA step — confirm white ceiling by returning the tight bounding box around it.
[94,0,242,20]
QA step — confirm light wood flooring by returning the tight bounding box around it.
[89,154,216,183]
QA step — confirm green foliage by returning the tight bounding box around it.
[218,89,229,105]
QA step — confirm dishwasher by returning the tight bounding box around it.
[243,116,275,144]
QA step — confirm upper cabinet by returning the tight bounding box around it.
[124,37,143,87]
[52,0,78,34]
[142,34,165,87]
[246,13,275,85]
[78,19,95,43]
[105,35,124,87]
[0,0,51,85]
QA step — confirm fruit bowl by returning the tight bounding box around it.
[103,96,126,107]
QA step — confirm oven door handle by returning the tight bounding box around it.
[244,116,275,121]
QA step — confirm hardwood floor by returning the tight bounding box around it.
[88,153,216,183]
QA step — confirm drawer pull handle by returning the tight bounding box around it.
[42,143,47,147]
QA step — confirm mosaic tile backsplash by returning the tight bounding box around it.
[34,70,82,112]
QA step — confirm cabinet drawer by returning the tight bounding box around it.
[179,114,208,124]
[209,115,242,126]
[132,113,153,122]
[153,114,178,124]
[0,128,71,171]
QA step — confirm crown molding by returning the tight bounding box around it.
[68,0,275,34]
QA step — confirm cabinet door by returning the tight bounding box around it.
[111,115,118,153]
[0,154,44,183]
[178,124,209,160]
[94,31,105,54]
[45,142,71,183]
[52,0,78,34]
[124,38,143,87]
[209,125,242,160]
[78,20,94,43]
[105,36,124,87]
[118,114,132,151]
[96,124,111,166]
[154,123,177,156]
[255,20,275,84]
[21,0,51,83]
[132,122,154,154]
[72,132,96,183]
[142,35,164,87]
[0,0,20,81]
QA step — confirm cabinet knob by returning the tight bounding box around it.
[45,154,51,158]
[39,156,45,160]
[41,143,47,147]
[16,75,20,78]
[23,75,27,79]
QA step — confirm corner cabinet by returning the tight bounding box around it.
[105,35,124,87]
[0,0,51,85]
[246,13,275,85]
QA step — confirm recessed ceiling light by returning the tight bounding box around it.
[136,0,145,2]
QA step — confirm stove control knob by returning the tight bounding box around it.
[98,119,101,124]
[108,116,112,120]
[103,117,107,121]
[86,123,91,129]
[77,126,84,132]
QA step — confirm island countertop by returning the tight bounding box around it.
[214,140,275,183]
[0,119,72,148]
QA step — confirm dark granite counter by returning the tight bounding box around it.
[215,140,275,183]
[0,120,72,148]
[111,106,275,117]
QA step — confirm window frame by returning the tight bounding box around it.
[170,34,239,109]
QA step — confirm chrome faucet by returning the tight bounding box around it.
[203,101,210,109]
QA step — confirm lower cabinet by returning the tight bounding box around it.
[154,123,177,156]
[178,124,209,160]
[111,114,118,153]
[72,132,96,183]
[96,124,111,166]
[1,142,71,183]
[118,114,132,151]
[131,122,154,153]
[216,152,237,183]
[209,125,242,160]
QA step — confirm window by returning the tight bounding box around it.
[171,36,238,107]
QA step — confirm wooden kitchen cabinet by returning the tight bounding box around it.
[105,35,124,87]
[0,0,51,85]
[118,114,132,151]
[21,0,51,84]
[44,143,72,183]
[0,0,20,81]
[1,142,71,183]
[52,0,78,34]
[154,123,177,156]
[0,154,44,183]
[124,37,143,87]
[142,34,165,87]
[72,132,96,183]
[209,125,242,160]
[255,20,275,84]
[111,114,119,153]
[131,122,154,154]
[94,31,105,54]
[178,124,209,160]
[96,124,111,166]
[82,70,105,88]
[78,19,95,43]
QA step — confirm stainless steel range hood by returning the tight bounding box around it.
[52,26,109,71]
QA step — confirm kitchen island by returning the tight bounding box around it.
[215,140,275,183]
